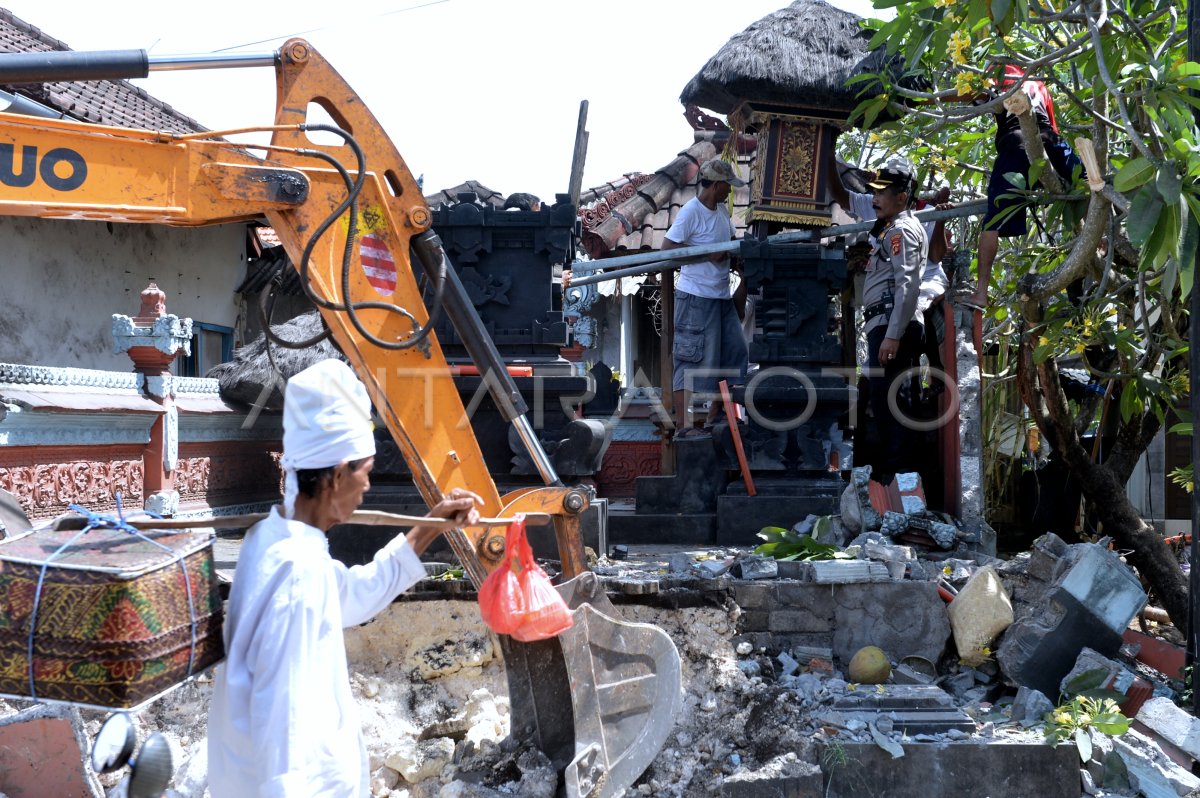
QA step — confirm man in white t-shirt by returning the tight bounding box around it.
[662,158,748,438]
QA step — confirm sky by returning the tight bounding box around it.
[1,0,887,203]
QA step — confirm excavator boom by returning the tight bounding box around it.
[0,39,680,796]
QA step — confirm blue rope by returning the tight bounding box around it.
[26,494,199,701]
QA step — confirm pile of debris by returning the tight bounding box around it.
[0,467,1194,797]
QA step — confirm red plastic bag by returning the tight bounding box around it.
[477,515,573,642]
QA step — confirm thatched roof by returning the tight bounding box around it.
[679,0,880,116]
[206,311,346,410]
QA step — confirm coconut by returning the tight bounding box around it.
[848,646,891,684]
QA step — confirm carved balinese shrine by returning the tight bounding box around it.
[0,284,283,527]
[350,193,609,561]
[627,106,858,544]
[739,103,843,231]
[427,192,606,481]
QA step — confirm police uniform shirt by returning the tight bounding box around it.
[862,208,928,340]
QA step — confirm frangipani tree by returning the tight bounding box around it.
[851,0,1198,627]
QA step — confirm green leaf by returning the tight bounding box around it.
[1140,202,1179,271]
[967,0,989,27]
[1119,380,1143,424]
[1027,158,1045,189]
[754,542,781,557]
[990,0,1013,31]
[1075,728,1093,763]
[1113,157,1156,192]
[905,26,936,71]
[1157,163,1182,204]
[1183,247,1195,301]
[1127,186,1165,246]
[1063,668,1110,697]
[846,73,883,88]
[863,96,889,130]
[1002,171,1027,191]
[757,526,791,543]
[1090,715,1131,736]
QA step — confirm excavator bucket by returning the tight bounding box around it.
[502,572,683,798]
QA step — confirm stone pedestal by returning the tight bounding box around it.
[111,282,192,514]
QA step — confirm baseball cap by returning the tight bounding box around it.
[699,159,746,187]
[868,156,916,192]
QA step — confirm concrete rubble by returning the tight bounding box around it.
[0,479,1194,798]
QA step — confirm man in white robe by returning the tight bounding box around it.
[208,359,481,797]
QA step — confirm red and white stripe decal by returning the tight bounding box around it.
[360,234,397,296]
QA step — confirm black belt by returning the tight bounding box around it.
[864,302,893,322]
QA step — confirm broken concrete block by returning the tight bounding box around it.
[793,645,834,663]
[737,659,763,678]
[996,538,1143,698]
[464,689,506,747]
[891,663,933,686]
[824,740,1080,798]
[1137,697,1200,763]
[667,552,694,574]
[1111,728,1200,797]
[842,466,882,533]
[385,736,455,783]
[1060,647,1137,699]
[1010,686,1054,726]
[371,765,401,796]
[791,514,819,537]
[941,670,975,698]
[778,651,800,678]
[998,588,1125,698]
[818,517,845,547]
[696,558,733,578]
[1058,545,1147,635]
[880,510,909,537]
[737,556,778,581]
[929,521,957,549]
[840,484,863,535]
[895,472,925,512]
[720,754,822,797]
[947,565,1013,667]
[863,541,915,563]
[411,633,495,680]
[811,560,889,584]
[0,706,98,797]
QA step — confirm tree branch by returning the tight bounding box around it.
[1084,1,1158,161]
[1018,196,1110,299]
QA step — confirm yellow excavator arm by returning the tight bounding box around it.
[0,39,590,581]
[0,40,680,798]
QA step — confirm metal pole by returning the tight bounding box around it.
[146,52,278,72]
[0,49,277,84]
[566,200,989,289]
[1187,0,1200,716]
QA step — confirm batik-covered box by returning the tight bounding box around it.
[0,524,224,710]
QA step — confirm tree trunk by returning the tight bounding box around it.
[1016,321,1188,628]
[1064,454,1188,629]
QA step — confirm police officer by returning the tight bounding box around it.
[862,156,928,479]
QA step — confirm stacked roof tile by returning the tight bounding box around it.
[577,132,752,259]
[0,8,207,134]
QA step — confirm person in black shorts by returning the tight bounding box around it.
[972,66,1082,308]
